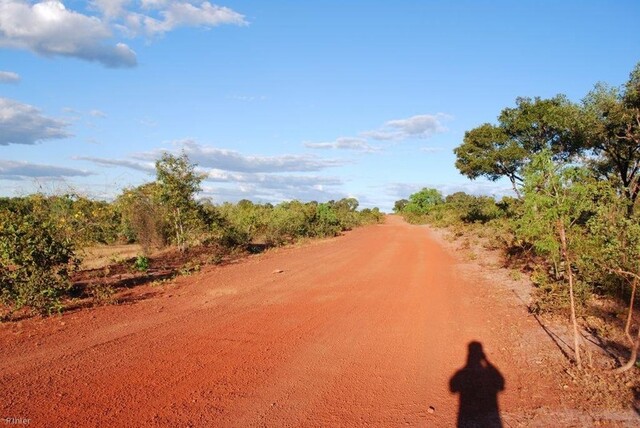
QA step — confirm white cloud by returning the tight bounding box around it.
[138,116,157,127]
[92,0,247,37]
[0,70,19,83]
[81,140,344,173]
[0,160,93,180]
[362,113,451,141]
[75,140,348,204]
[74,156,155,173]
[303,113,452,158]
[141,140,346,173]
[91,0,131,18]
[89,109,107,118]
[0,0,137,68]
[419,146,444,153]
[304,137,380,153]
[0,97,71,145]
[1,1,247,68]
[139,1,247,36]
[205,169,342,188]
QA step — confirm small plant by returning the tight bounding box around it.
[109,254,125,265]
[509,270,522,281]
[132,255,150,272]
[208,253,223,265]
[179,261,200,276]
[151,278,173,287]
[88,281,115,303]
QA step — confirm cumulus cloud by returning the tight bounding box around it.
[80,140,344,173]
[0,70,19,83]
[91,0,130,18]
[303,113,452,158]
[304,137,379,153]
[75,140,348,204]
[138,1,247,36]
[362,113,451,141]
[137,140,346,173]
[0,0,137,68]
[0,97,71,145]
[0,1,247,67]
[91,0,247,36]
[0,160,93,180]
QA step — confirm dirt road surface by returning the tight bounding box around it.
[1,216,636,426]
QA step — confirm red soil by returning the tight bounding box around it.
[1,216,637,426]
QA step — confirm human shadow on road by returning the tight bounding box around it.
[449,341,505,428]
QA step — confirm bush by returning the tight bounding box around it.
[0,209,79,316]
[115,184,167,253]
[132,255,150,273]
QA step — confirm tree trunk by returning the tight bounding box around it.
[558,219,582,368]
[510,176,522,198]
[614,276,639,373]
[614,322,639,373]
[625,277,637,336]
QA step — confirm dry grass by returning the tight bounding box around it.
[81,244,143,270]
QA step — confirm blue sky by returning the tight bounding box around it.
[1,0,639,211]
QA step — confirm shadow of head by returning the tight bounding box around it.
[467,341,485,367]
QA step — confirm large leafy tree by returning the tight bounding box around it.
[454,123,526,197]
[454,95,584,198]
[582,62,640,216]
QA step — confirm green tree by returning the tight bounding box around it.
[455,96,584,198]
[331,198,360,230]
[155,152,206,250]
[404,188,443,214]
[583,184,640,372]
[516,151,595,368]
[455,124,527,197]
[582,62,640,216]
[393,199,409,213]
[444,192,501,224]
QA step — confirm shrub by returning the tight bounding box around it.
[115,184,167,253]
[132,255,150,273]
[0,209,79,316]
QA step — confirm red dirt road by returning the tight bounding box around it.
[0,216,612,426]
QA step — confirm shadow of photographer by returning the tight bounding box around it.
[449,341,505,428]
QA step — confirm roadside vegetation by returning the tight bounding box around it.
[0,153,383,319]
[396,62,640,373]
